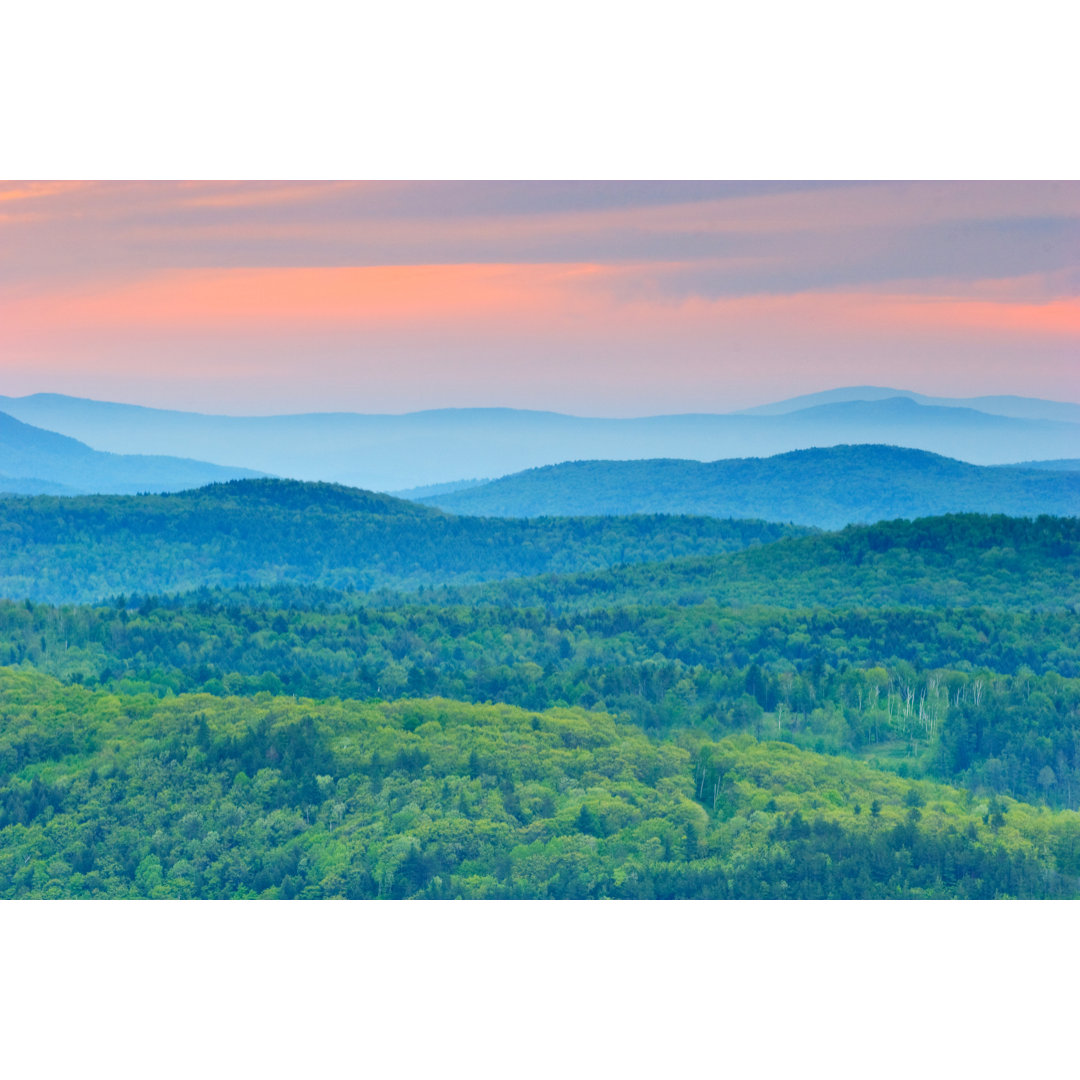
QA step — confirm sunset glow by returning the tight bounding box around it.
[1,181,1077,413]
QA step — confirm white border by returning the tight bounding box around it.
[2,901,1077,1076]
[3,1,1078,178]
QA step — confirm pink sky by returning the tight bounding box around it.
[1,181,1077,414]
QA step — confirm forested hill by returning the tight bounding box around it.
[0,478,805,604]
[458,514,1080,612]
[417,445,1080,527]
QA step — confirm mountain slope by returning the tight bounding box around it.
[0,478,806,603]
[0,410,266,494]
[2,391,1078,488]
[418,444,1080,528]
[391,477,492,500]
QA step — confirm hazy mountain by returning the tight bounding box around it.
[1006,459,1080,472]
[417,444,1080,529]
[0,410,267,494]
[391,478,492,500]
[737,385,1080,424]
[1,391,1078,489]
[0,474,82,496]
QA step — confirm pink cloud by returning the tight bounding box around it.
[0,182,1076,411]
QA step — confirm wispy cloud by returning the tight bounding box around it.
[0,181,1076,411]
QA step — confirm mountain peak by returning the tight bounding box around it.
[172,477,438,516]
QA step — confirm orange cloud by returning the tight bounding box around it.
[703,289,1080,339]
[4,262,1078,350]
[0,181,93,206]
[853,293,1080,338]
[0,264,618,348]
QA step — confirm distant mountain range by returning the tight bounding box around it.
[1,387,1077,490]
[417,445,1080,529]
[1010,459,1080,472]
[736,385,1080,424]
[0,411,266,495]
[0,474,81,496]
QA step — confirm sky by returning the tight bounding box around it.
[1,180,1077,416]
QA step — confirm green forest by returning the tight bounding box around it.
[1,482,1078,897]
[0,479,803,603]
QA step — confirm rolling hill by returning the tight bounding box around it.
[1,390,1078,489]
[416,444,1080,527]
[0,478,805,604]
[0,410,266,494]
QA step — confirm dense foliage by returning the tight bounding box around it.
[459,513,1080,612]
[1,481,1077,899]
[2,670,1078,899]
[0,480,803,603]
[3,592,1079,807]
